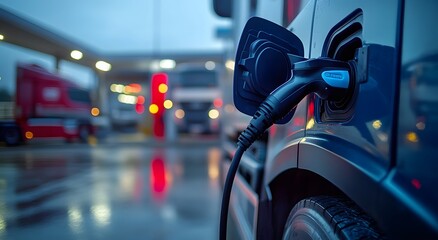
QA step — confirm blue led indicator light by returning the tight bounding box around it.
[321,70,350,88]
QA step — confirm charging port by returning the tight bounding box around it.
[319,10,363,122]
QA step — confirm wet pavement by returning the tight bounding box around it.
[0,136,222,240]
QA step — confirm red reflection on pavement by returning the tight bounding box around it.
[150,156,167,200]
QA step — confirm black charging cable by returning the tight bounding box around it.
[219,58,354,240]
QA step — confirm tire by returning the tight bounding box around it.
[283,196,384,240]
[4,127,21,146]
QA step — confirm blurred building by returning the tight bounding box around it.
[0,7,226,138]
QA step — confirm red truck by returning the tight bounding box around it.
[0,63,93,145]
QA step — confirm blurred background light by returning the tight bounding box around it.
[225,60,235,71]
[110,84,117,92]
[91,204,111,227]
[137,96,145,104]
[213,98,223,108]
[372,120,382,130]
[150,61,161,72]
[149,104,159,114]
[306,118,315,129]
[174,109,185,119]
[0,34,4,40]
[70,50,83,60]
[406,132,419,143]
[159,59,176,69]
[124,83,142,94]
[95,61,111,71]
[110,84,125,93]
[416,121,425,130]
[158,83,168,94]
[208,109,219,119]
[68,206,83,233]
[205,61,216,70]
[25,131,33,139]
[163,100,173,109]
[91,107,100,116]
[118,94,137,104]
[135,96,145,114]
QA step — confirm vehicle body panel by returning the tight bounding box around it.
[262,0,438,238]
[381,0,438,237]
[264,0,315,183]
[219,0,438,238]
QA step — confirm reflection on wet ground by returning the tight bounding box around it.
[0,140,221,239]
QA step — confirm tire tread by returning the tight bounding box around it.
[286,196,385,240]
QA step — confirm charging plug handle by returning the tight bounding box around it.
[238,58,352,148]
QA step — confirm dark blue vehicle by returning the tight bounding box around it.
[217,0,438,239]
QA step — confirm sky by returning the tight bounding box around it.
[0,0,231,94]
[0,0,230,54]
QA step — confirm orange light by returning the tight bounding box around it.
[25,131,33,139]
[128,83,142,93]
[91,107,100,116]
[208,149,221,180]
[158,83,168,94]
[124,83,142,94]
[406,132,419,143]
[149,104,159,114]
[123,86,132,94]
[372,120,382,130]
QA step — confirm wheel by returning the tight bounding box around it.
[4,127,21,146]
[283,196,383,240]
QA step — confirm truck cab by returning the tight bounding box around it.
[169,64,222,135]
[0,63,93,145]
